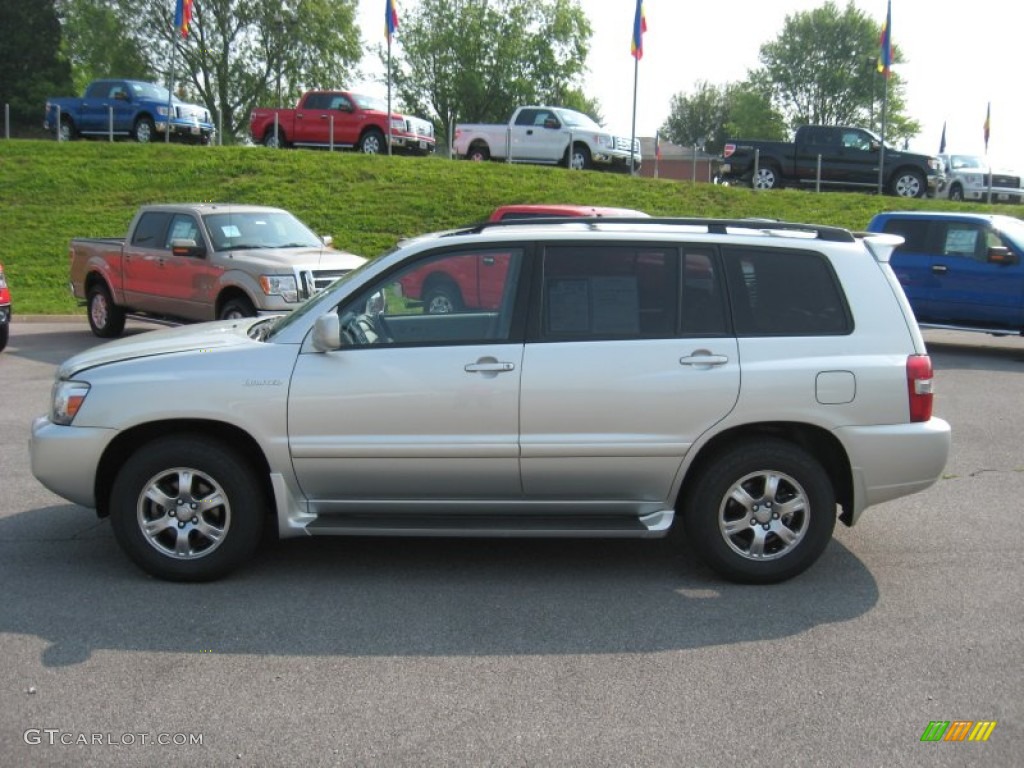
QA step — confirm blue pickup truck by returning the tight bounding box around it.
[44,79,214,144]
[867,211,1024,336]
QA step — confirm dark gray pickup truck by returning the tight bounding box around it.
[719,124,944,198]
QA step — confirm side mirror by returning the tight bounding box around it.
[170,238,205,258]
[311,313,343,352]
[321,235,333,247]
[870,140,881,151]
[543,118,560,129]
[988,246,1019,265]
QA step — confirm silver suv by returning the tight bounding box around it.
[30,217,951,584]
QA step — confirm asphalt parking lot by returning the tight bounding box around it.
[1,320,1021,766]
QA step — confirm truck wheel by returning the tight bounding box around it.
[133,116,155,143]
[752,166,780,190]
[423,282,463,314]
[359,128,385,154]
[948,183,964,201]
[59,117,76,142]
[681,439,836,584]
[466,144,490,162]
[87,284,127,338]
[108,435,266,582]
[263,130,286,148]
[569,144,592,171]
[219,297,256,320]
[891,169,926,198]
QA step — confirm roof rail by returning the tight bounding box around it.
[450,216,855,243]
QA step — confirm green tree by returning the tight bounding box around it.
[0,0,73,130]
[753,1,919,144]
[660,81,785,154]
[57,0,153,94]
[386,0,592,148]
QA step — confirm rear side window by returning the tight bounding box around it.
[722,247,851,336]
[131,212,171,247]
[881,218,930,252]
[540,245,678,339]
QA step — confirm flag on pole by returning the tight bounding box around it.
[174,0,193,38]
[386,0,399,43]
[983,102,991,151]
[630,1,647,60]
[877,0,892,77]
[938,122,946,154]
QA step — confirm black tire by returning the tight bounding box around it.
[948,183,964,202]
[466,144,490,162]
[752,165,781,190]
[569,143,592,171]
[108,435,266,582]
[219,296,256,320]
[133,116,155,144]
[59,117,76,142]
[681,439,837,584]
[0,322,8,352]
[422,281,463,314]
[87,283,126,338]
[359,128,385,154]
[890,169,926,198]
[263,130,286,148]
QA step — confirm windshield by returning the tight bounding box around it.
[203,211,324,251]
[995,216,1024,248]
[948,154,987,171]
[556,109,601,130]
[351,93,389,112]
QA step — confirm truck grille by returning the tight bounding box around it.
[613,136,641,154]
[301,270,350,298]
[990,173,1020,188]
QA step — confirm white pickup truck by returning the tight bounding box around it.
[453,106,640,172]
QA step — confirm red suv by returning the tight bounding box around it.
[400,204,648,313]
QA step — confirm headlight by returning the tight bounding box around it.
[51,381,90,426]
[595,135,614,149]
[156,106,169,117]
[259,275,299,303]
[964,174,982,184]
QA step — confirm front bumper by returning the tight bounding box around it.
[391,133,436,154]
[30,417,117,509]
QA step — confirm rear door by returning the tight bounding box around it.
[518,243,739,506]
[877,215,938,320]
[510,108,565,162]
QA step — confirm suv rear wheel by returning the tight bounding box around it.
[682,440,836,583]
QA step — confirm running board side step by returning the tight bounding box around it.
[305,510,674,538]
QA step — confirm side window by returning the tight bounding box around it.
[681,250,728,336]
[940,223,986,261]
[882,219,930,253]
[723,247,851,336]
[540,245,678,340]
[164,214,202,250]
[514,109,538,127]
[338,248,524,346]
[302,93,327,109]
[130,212,171,247]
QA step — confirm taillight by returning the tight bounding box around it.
[906,354,934,422]
[723,143,736,158]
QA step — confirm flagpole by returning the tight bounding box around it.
[876,71,888,194]
[387,36,393,156]
[166,36,177,144]
[629,56,638,175]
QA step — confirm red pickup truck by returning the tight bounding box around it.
[0,261,11,351]
[399,204,648,313]
[250,90,435,155]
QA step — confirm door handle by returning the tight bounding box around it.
[526,129,534,135]
[931,264,948,274]
[465,362,515,373]
[680,352,729,367]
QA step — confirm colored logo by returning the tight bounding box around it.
[920,721,997,742]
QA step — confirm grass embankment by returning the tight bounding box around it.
[1,140,1014,314]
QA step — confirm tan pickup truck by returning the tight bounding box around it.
[69,203,366,337]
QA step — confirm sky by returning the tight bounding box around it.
[352,0,1022,169]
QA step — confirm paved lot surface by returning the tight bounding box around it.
[1,321,1021,766]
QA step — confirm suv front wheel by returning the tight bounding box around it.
[682,440,836,584]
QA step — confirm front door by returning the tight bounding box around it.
[288,246,528,512]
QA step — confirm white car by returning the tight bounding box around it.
[30,216,951,584]
[940,153,1023,203]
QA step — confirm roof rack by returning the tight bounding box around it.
[450,216,856,243]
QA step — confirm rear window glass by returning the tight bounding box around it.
[131,212,171,247]
[881,218,930,252]
[722,247,851,336]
